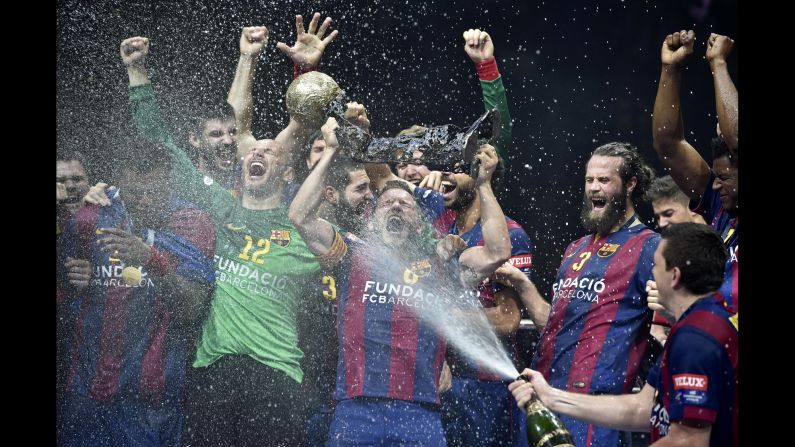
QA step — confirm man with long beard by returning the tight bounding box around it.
[530,142,661,447]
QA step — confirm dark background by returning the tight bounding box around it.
[56,0,738,298]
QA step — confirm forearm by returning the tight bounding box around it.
[476,183,510,265]
[545,387,651,432]
[275,118,316,162]
[228,53,259,157]
[515,280,550,330]
[288,149,337,254]
[652,66,687,158]
[477,58,512,159]
[127,65,150,87]
[710,61,738,152]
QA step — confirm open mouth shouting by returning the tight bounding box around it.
[248,157,267,180]
[590,196,607,212]
[386,214,405,233]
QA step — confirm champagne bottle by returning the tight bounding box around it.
[519,375,576,447]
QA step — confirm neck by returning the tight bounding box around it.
[242,184,283,210]
[455,190,481,234]
[670,291,715,321]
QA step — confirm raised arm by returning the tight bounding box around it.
[121,36,233,218]
[463,29,512,159]
[457,144,511,284]
[706,33,738,157]
[509,368,654,432]
[652,30,710,200]
[274,12,339,160]
[288,117,341,255]
[228,26,269,158]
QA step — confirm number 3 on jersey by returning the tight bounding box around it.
[322,275,337,301]
[238,234,271,264]
[571,252,592,272]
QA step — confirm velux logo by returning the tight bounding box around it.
[672,374,708,391]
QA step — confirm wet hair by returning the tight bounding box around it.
[192,100,236,133]
[328,155,366,192]
[645,175,690,206]
[591,142,654,203]
[378,180,414,201]
[112,138,172,183]
[711,136,737,167]
[660,223,727,295]
[56,148,90,171]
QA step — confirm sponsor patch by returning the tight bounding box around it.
[673,374,708,391]
[509,254,533,269]
[270,229,292,247]
[597,243,620,257]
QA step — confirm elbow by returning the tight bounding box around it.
[287,206,305,227]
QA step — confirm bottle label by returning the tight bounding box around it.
[534,430,575,447]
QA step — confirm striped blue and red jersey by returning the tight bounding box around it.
[693,170,738,313]
[60,190,215,405]
[532,217,660,395]
[333,236,447,405]
[444,216,533,381]
[647,295,738,447]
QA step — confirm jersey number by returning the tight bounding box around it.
[322,275,337,301]
[571,252,592,272]
[239,235,271,264]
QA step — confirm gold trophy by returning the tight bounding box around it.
[286,71,341,126]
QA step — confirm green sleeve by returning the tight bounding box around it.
[479,76,512,159]
[129,83,234,222]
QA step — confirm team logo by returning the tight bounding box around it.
[403,259,432,285]
[270,229,292,247]
[597,243,620,257]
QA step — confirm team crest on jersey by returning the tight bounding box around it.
[403,259,432,285]
[270,229,292,247]
[597,243,620,257]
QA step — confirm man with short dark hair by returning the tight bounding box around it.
[646,175,706,231]
[510,223,738,447]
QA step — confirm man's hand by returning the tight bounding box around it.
[495,261,530,290]
[240,26,269,57]
[344,102,370,130]
[508,368,553,410]
[463,28,494,64]
[64,257,92,291]
[439,361,453,393]
[646,280,675,324]
[276,12,339,69]
[661,30,695,67]
[320,117,340,151]
[475,144,499,185]
[706,33,734,66]
[436,234,468,262]
[418,171,443,192]
[98,228,152,266]
[83,183,111,207]
[120,36,150,68]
